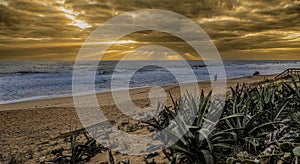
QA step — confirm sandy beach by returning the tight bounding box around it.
[0,74,276,163]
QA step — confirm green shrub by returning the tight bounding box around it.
[146,80,300,163]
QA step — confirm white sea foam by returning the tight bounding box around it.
[0,60,299,104]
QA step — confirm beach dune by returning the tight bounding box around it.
[0,74,275,163]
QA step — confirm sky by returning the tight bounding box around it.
[0,0,299,60]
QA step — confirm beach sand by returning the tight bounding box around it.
[0,74,275,163]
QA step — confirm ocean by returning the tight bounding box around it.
[0,60,299,104]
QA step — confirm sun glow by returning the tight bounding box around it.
[100,40,137,45]
[0,0,8,6]
[57,7,91,29]
[198,16,246,23]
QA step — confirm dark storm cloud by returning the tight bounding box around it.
[0,0,299,60]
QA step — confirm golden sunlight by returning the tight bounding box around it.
[57,7,91,29]
[99,40,137,45]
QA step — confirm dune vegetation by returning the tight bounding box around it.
[5,77,300,164]
[145,78,300,163]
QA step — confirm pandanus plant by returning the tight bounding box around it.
[146,79,300,163]
[145,91,235,164]
[218,84,291,155]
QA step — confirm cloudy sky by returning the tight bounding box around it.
[0,0,299,60]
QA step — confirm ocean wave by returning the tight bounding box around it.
[1,60,300,104]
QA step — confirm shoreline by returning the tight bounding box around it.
[0,73,277,163]
[0,74,276,111]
